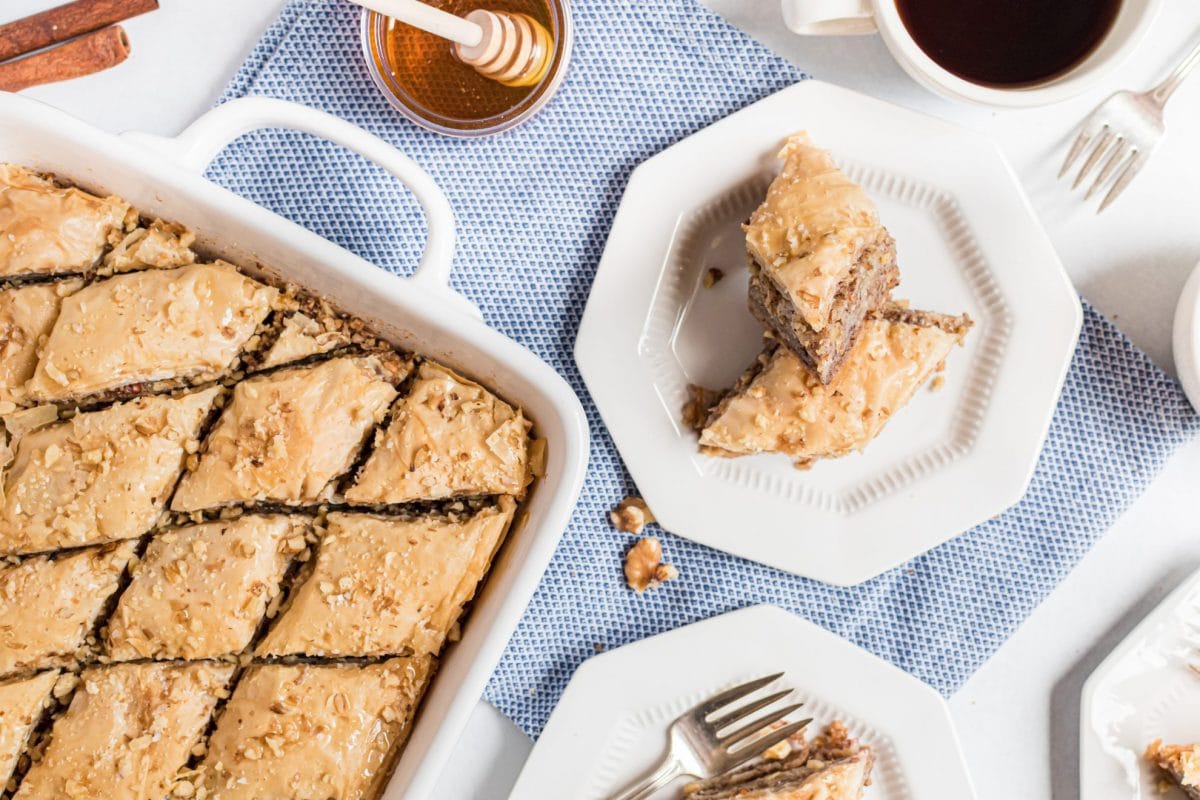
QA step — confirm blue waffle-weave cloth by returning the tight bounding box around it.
[206,0,1200,737]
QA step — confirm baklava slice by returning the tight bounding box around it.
[0,387,219,554]
[1146,740,1200,799]
[345,362,531,505]
[100,219,196,274]
[0,164,132,280]
[258,498,514,658]
[0,542,133,677]
[105,515,305,661]
[682,722,872,799]
[25,262,277,403]
[13,662,234,800]
[699,307,970,465]
[257,311,353,370]
[0,279,82,406]
[171,355,403,512]
[195,658,432,800]
[745,134,898,384]
[0,671,59,791]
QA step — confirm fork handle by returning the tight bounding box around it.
[608,755,686,800]
[1150,36,1200,107]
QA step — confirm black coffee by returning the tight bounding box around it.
[895,0,1122,87]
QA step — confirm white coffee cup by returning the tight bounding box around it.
[781,0,1165,108]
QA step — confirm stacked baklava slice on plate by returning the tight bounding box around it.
[690,134,972,468]
[0,165,534,799]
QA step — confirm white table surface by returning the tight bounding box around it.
[10,0,1200,797]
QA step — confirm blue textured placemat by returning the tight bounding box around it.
[207,0,1200,738]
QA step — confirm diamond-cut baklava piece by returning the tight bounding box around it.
[0,387,219,555]
[0,671,59,790]
[1147,740,1200,799]
[258,498,514,658]
[258,311,352,370]
[699,307,971,465]
[0,164,132,280]
[0,542,133,677]
[105,515,305,661]
[683,723,872,799]
[26,262,277,403]
[346,362,531,505]
[0,279,82,406]
[744,134,899,384]
[171,355,403,512]
[13,662,234,800]
[196,658,432,800]
[101,219,196,274]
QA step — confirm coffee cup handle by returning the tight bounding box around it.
[781,0,877,35]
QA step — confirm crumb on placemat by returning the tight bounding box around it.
[610,495,655,535]
[703,268,724,288]
[623,537,677,592]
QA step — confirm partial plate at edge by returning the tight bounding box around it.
[1081,565,1200,800]
[508,604,976,799]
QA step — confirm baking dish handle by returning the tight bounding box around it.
[121,96,480,319]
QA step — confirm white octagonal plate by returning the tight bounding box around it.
[1080,566,1200,800]
[508,605,976,799]
[575,80,1081,585]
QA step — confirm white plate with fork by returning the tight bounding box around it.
[1081,565,1200,800]
[507,605,975,799]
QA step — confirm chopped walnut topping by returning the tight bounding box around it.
[682,384,720,433]
[623,537,677,592]
[610,496,656,535]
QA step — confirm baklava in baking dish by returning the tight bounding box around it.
[0,164,535,799]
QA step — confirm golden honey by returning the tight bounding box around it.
[360,0,571,136]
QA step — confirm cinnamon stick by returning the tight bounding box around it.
[0,25,131,92]
[0,0,157,64]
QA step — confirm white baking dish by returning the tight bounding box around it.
[0,92,589,800]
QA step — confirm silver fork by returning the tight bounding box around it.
[1060,33,1200,212]
[608,673,811,800]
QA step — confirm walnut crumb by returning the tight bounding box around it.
[702,268,725,288]
[930,375,945,392]
[623,537,677,592]
[610,496,655,535]
[682,384,720,433]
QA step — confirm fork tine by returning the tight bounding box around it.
[720,702,804,746]
[1098,151,1143,213]
[1060,127,1094,178]
[694,673,783,716]
[726,718,812,757]
[709,689,794,730]
[1072,127,1113,189]
[1085,138,1129,200]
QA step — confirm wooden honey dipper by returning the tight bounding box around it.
[353,0,553,88]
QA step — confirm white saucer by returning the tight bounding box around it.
[575,80,1082,585]
[1080,566,1200,800]
[508,605,976,799]
[1173,260,1200,411]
